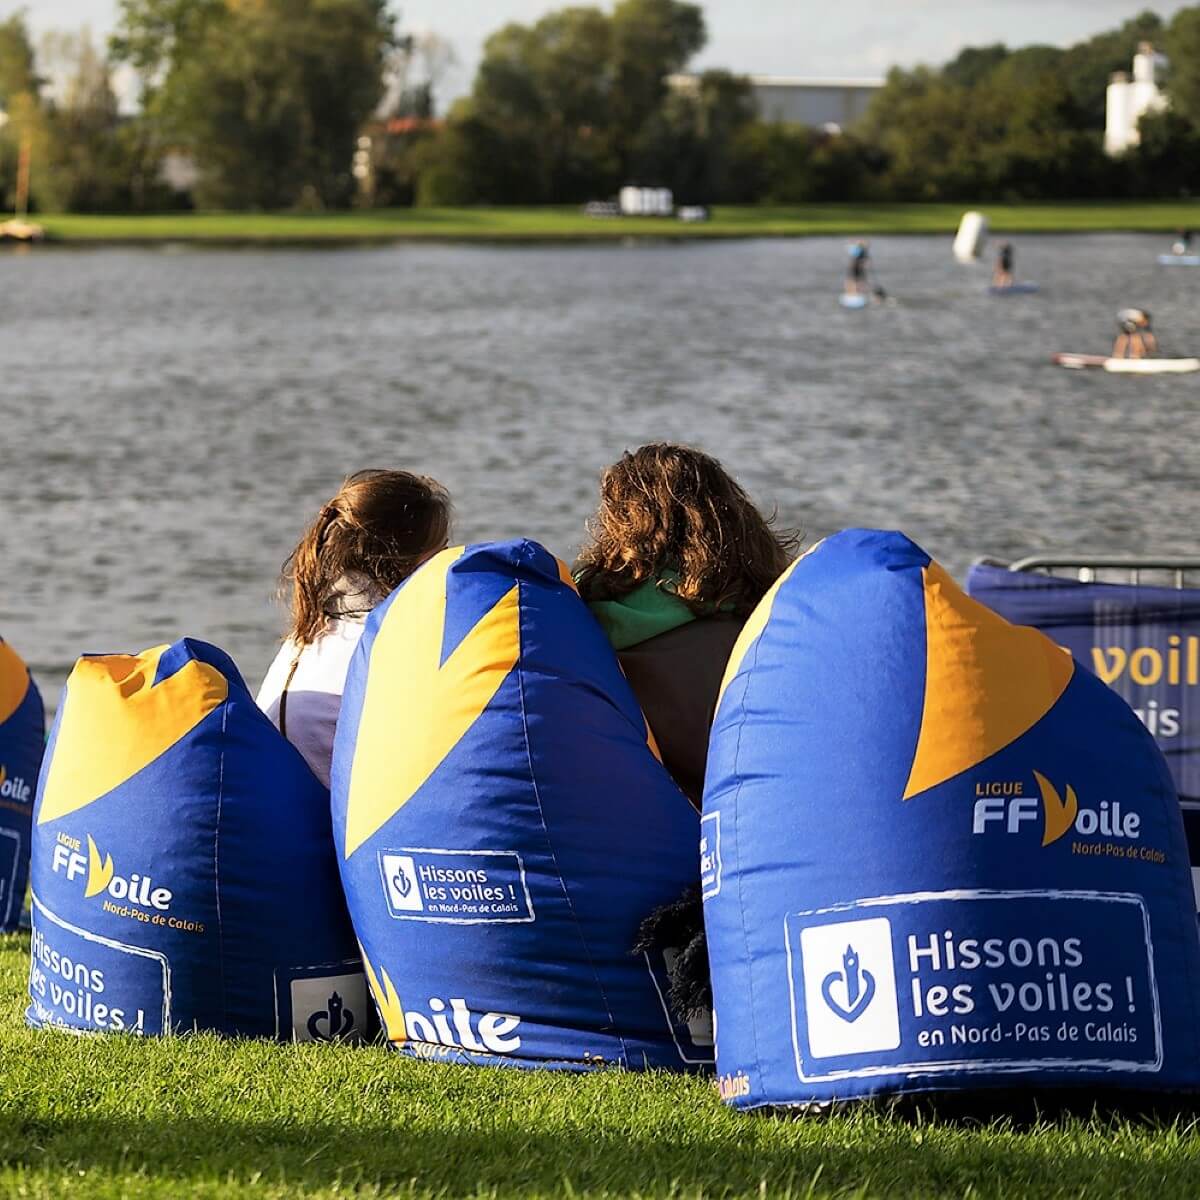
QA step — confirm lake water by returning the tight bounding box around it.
[3,232,1199,704]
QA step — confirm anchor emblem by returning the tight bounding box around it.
[393,865,413,899]
[821,945,876,1023]
[307,990,355,1041]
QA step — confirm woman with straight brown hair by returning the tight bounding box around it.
[575,443,797,807]
[257,469,452,786]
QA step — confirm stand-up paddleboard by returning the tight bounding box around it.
[1157,254,1200,266]
[839,293,869,309]
[1104,356,1200,374]
[988,282,1039,295]
[1054,352,1200,373]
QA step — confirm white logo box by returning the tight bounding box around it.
[375,847,536,925]
[784,889,1163,1085]
[799,916,901,1059]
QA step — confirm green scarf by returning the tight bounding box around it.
[586,574,698,651]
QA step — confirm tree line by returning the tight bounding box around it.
[3,1,1200,213]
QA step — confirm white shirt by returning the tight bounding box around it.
[257,617,367,789]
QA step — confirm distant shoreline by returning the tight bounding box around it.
[5,202,1199,245]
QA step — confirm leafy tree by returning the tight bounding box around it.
[942,44,1009,89]
[860,52,1110,202]
[630,70,756,201]
[999,45,1067,85]
[1058,9,1164,129]
[112,0,395,209]
[730,122,876,203]
[467,8,620,203]
[1164,7,1200,129]
[858,7,1176,203]
[0,14,48,212]
[409,113,480,206]
[1132,107,1200,195]
[0,12,38,105]
[859,67,971,199]
[40,30,120,210]
[36,29,171,212]
[438,0,705,204]
[407,92,547,205]
[609,0,704,173]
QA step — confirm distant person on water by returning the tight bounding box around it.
[993,242,1014,287]
[846,240,870,295]
[1172,229,1193,256]
[257,469,452,786]
[1113,308,1157,360]
[575,443,798,808]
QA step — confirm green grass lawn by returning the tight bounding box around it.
[3,934,1200,1198]
[7,201,1200,244]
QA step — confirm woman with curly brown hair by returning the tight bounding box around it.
[257,469,452,786]
[575,443,798,807]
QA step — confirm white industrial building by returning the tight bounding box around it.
[1105,43,1169,155]
[668,74,883,133]
[748,76,883,131]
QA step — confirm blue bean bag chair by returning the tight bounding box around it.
[705,530,1200,1109]
[0,638,44,931]
[332,540,710,1070]
[27,638,365,1040]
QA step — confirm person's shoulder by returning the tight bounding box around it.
[299,619,367,674]
[318,617,368,649]
[624,614,745,658]
[260,621,366,700]
[256,638,300,714]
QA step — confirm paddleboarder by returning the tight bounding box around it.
[993,242,1014,288]
[846,240,870,296]
[1113,308,1157,360]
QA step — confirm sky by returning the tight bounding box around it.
[17,0,1196,103]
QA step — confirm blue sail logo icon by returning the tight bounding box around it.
[821,945,876,1023]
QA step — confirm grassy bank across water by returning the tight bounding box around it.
[7,201,1200,245]
[2,933,1200,1199]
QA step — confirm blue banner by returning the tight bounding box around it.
[967,565,1200,808]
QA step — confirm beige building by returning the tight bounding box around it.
[668,73,883,132]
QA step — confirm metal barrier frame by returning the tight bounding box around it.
[974,555,1200,588]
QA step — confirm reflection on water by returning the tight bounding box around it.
[3,233,1199,702]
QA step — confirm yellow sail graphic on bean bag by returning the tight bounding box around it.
[37,646,228,825]
[342,548,521,859]
[902,562,1074,800]
[0,639,31,726]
